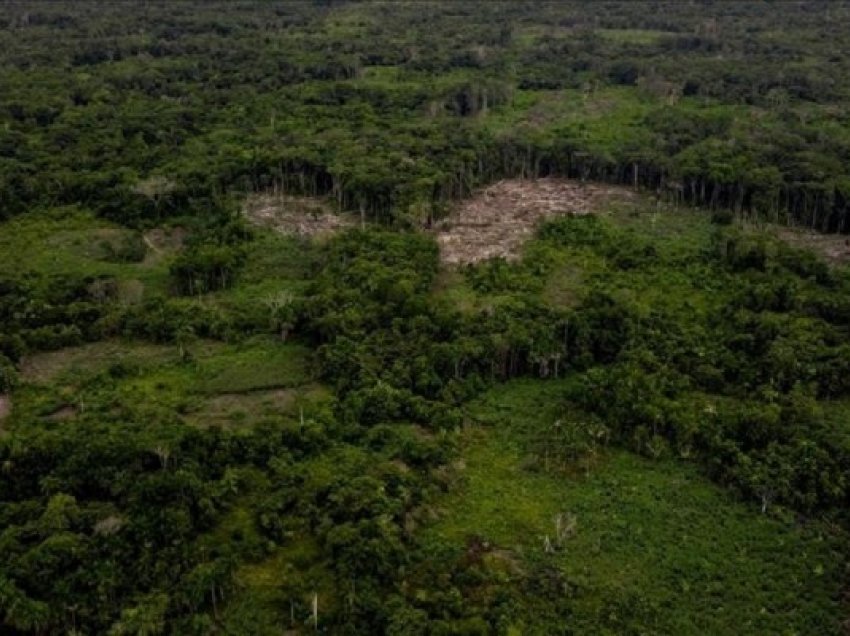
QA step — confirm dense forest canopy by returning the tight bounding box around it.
[2,1,850,634]
[3,0,850,228]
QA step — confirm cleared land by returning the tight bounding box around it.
[142,226,186,266]
[776,226,850,265]
[245,179,639,265]
[244,193,355,237]
[434,178,639,264]
[21,340,178,384]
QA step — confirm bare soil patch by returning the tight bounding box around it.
[187,384,329,429]
[776,227,850,266]
[46,405,77,421]
[35,340,228,385]
[244,193,355,237]
[21,340,181,384]
[142,227,186,266]
[188,388,296,428]
[434,178,638,264]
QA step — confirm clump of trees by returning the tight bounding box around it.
[170,244,245,295]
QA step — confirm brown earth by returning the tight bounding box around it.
[244,193,355,237]
[0,395,10,421]
[243,179,637,262]
[776,227,850,266]
[20,340,184,384]
[434,178,638,265]
[46,405,77,421]
[143,227,186,266]
[186,384,330,429]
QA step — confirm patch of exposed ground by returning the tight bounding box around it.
[0,395,10,421]
[21,341,172,384]
[244,193,355,237]
[142,227,186,266]
[43,227,150,265]
[776,227,850,266]
[20,339,224,384]
[187,384,330,429]
[46,405,77,421]
[187,388,297,429]
[434,178,638,264]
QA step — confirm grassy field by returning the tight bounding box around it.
[9,336,321,431]
[0,208,173,296]
[423,379,847,635]
[481,87,657,153]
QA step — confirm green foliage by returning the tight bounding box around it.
[3,2,850,634]
[99,231,147,264]
[170,243,246,295]
[4,2,850,229]
[419,380,846,635]
[0,354,17,392]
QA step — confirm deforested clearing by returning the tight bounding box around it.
[776,227,850,266]
[435,178,639,264]
[244,192,355,237]
[142,226,186,266]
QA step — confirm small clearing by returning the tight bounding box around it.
[0,395,10,421]
[243,180,639,260]
[186,384,330,429]
[244,193,355,237]
[142,227,186,266]
[19,339,212,384]
[434,178,638,264]
[776,227,850,266]
[50,227,126,260]
[46,405,77,421]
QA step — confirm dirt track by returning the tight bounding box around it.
[434,178,638,264]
